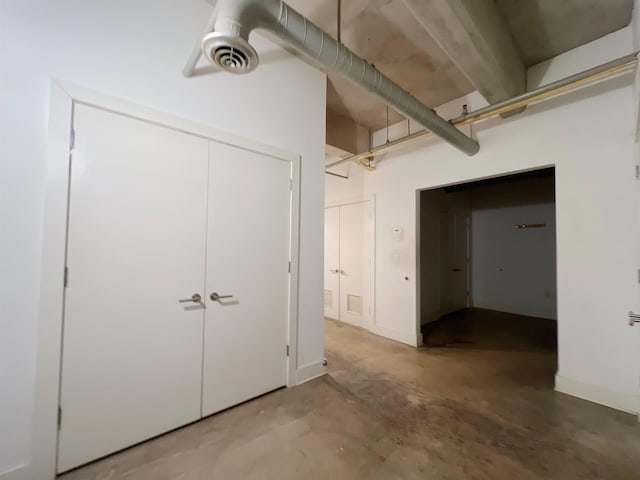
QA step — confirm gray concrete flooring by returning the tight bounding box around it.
[61,313,640,479]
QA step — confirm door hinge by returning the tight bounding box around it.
[288,261,291,273]
[636,165,640,179]
[637,269,640,284]
[286,345,290,357]
[64,266,68,288]
[289,178,293,191]
[70,128,75,151]
[57,406,62,430]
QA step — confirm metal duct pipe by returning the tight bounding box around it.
[182,5,219,78]
[326,52,638,170]
[199,0,480,156]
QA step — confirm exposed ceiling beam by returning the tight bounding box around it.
[403,0,526,108]
[326,110,370,155]
[286,0,370,36]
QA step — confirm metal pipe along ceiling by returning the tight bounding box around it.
[197,0,480,156]
[325,52,638,170]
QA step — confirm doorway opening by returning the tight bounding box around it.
[418,168,557,359]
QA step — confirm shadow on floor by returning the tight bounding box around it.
[421,308,557,352]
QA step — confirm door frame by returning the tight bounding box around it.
[31,80,302,480]
[324,195,376,331]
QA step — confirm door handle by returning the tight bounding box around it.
[451,268,462,272]
[329,269,340,274]
[179,293,202,303]
[210,292,234,301]
[339,270,346,275]
[629,311,640,326]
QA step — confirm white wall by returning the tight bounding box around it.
[326,27,640,413]
[633,0,640,138]
[419,190,444,325]
[633,0,640,49]
[0,1,326,476]
[470,177,557,319]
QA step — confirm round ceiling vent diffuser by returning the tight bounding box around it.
[201,32,259,74]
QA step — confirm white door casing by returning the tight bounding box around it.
[33,82,302,480]
[324,207,340,320]
[201,142,291,416]
[57,104,208,472]
[635,141,640,416]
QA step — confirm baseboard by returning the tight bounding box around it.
[370,325,422,347]
[0,464,30,480]
[295,361,327,385]
[555,374,640,414]
[472,300,557,320]
[341,318,364,329]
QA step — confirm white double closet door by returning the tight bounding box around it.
[324,201,373,327]
[57,104,291,472]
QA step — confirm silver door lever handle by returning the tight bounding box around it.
[629,311,640,326]
[179,293,202,303]
[329,269,339,274]
[210,292,234,301]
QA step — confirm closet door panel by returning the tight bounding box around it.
[324,207,341,319]
[58,104,208,473]
[202,141,290,416]
[339,202,366,327]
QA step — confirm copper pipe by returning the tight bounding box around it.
[326,53,638,171]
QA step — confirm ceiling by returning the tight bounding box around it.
[286,0,633,133]
[495,0,634,66]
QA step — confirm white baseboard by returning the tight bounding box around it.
[0,464,30,480]
[340,317,364,329]
[295,361,327,385]
[370,325,422,347]
[555,374,640,414]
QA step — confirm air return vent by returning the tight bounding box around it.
[202,32,258,74]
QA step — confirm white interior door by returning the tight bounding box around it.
[441,212,469,315]
[202,142,291,417]
[58,104,208,472]
[339,202,367,327]
[324,207,340,319]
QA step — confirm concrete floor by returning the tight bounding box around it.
[421,308,558,351]
[61,313,640,479]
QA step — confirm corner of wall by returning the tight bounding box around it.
[0,464,30,480]
[370,325,422,347]
[295,361,327,385]
[555,373,640,415]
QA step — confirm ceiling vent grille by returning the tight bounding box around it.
[202,32,258,74]
[194,0,479,155]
